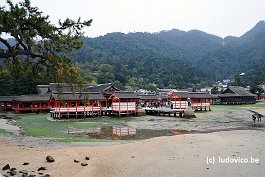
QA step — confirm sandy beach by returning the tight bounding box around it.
[0,129,264,177]
[0,107,264,177]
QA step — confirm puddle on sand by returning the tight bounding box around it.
[67,126,189,140]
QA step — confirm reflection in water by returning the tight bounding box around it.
[67,126,189,140]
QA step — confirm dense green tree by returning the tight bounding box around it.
[145,83,157,92]
[211,86,219,94]
[249,84,264,96]
[112,80,125,90]
[233,74,242,86]
[127,77,144,91]
[0,69,12,95]
[0,0,92,83]
[98,64,115,83]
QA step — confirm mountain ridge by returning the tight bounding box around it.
[71,20,265,88]
[1,21,265,90]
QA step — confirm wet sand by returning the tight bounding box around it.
[0,106,264,177]
[0,129,264,177]
[0,119,21,135]
[128,106,265,133]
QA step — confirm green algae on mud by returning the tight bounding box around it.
[0,128,14,136]
[11,104,265,142]
[14,114,189,141]
[14,113,137,142]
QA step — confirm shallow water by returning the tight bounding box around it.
[67,126,189,140]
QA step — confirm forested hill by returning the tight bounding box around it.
[1,21,265,95]
[72,29,223,89]
[71,20,265,89]
[200,20,265,84]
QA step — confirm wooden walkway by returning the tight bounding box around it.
[50,107,134,118]
[145,108,184,117]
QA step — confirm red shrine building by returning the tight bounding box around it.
[12,94,51,112]
[170,91,213,111]
[108,91,139,116]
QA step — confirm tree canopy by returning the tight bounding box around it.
[71,21,265,90]
[0,0,92,83]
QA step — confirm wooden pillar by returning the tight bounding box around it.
[48,100,50,108]
[178,97,181,109]
[67,101,70,118]
[174,96,175,109]
[118,99,121,117]
[92,100,94,114]
[100,100,102,116]
[204,98,206,111]
[111,98,113,115]
[179,112,183,118]
[75,101,78,118]
[58,101,61,118]
[134,99,136,113]
[83,101,86,118]
[209,99,211,111]
[200,98,202,110]
[127,99,128,115]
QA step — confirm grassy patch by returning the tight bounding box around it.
[244,103,265,108]
[14,113,133,142]
[16,114,102,138]
[0,128,13,136]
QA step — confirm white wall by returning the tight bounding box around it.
[112,102,136,111]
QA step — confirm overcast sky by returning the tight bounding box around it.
[2,0,265,38]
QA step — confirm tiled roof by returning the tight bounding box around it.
[0,96,17,102]
[172,91,190,98]
[172,92,212,99]
[87,83,120,93]
[36,85,49,95]
[89,92,106,100]
[139,94,159,100]
[188,92,213,99]
[110,91,140,99]
[49,83,88,93]
[51,92,106,101]
[14,94,50,102]
[48,83,119,94]
[220,86,256,97]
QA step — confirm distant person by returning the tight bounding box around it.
[188,98,191,108]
